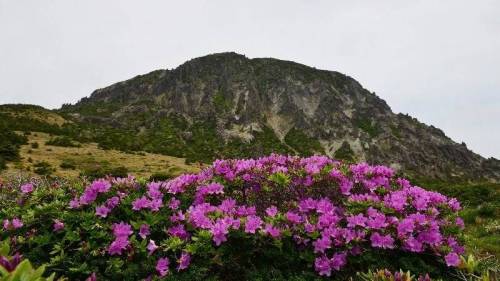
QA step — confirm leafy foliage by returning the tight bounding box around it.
[0,155,474,280]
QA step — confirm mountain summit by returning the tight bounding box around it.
[60,52,500,181]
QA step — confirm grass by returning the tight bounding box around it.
[1,132,198,179]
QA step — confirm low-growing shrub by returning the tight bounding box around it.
[33,161,54,176]
[0,155,470,280]
[59,159,77,170]
[80,165,129,180]
[45,136,81,148]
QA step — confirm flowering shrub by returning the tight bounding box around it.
[0,155,467,280]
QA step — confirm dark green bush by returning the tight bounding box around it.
[80,165,129,179]
[33,161,54,175]
[59,159,77,170]
[45,136,81,147]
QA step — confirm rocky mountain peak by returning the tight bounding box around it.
[60,52,500,182]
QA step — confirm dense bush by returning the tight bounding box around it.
[0,124,28,171]
[33,161,54,176]
[45,136,81,148]
[80,165,129,180]
[0,155,472,280]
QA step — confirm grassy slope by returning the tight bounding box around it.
[1,132,198,179]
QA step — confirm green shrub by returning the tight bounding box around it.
[334,141,355,162]
[31,142,39,149]
[149,172,173,181]
[59,159,77,170]
[45,136,81,148]
[33,161,54,176]
[80,165,129,179]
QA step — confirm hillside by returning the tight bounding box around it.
[0,105,197,179]
[55,52,499,181]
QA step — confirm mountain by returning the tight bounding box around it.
[5,53,500,181]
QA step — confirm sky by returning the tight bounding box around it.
[0,0,499,159]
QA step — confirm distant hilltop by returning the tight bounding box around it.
[2,52,499,181]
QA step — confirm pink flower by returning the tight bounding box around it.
[132,196,151,211]
[313,236,331,253]
[95,205,111,218]
[370,232,394,249]
[264,223,281,238]
[244,215,262,234]
[108,237,129,255]
[455,217,465,229]
[139,224,150,239]
[168,198,181,210]
[69,197,81,209]
[3,219,10,230]
[286,211,302,224]
[445,252,460,267]
[112,222,133,238]
[168,224,189,240]
[330,252,347,270]
[20,183,34,193]
[314,256,331,276]
[177,252,191,271]
[53,219,64,232]
[265,206,278,217]
[156,257,169,277]
[147,240,158,255]
[11,218,23,229]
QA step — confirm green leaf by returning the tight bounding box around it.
[0,239,10,256]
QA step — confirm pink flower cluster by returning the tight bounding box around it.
[71,154,464,277]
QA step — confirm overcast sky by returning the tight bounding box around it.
[1,0,499,158]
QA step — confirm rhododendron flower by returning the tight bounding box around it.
[370,232,394,249]
[347,214,367,228]
[168,198,181,210]
[286,211,302,224]
[448,198,461,211]
[53,219,64,232]
[156,257,169,277]
[112,222,133,238]
[265,206,278,217]
[264,223,281,238]
[0,252,22,272]
[139,224,150,239]
[132,196,151,211]
[108,237,129,255]
[445,252,460,267]
[211,219,230,245]
[314,256,332,276]
[331,252,347,270]
[2,219,10,230]
[147,240,158,255]
[20,183,34,193]
[95,205,111,218]
[244,215,262,234]
[404,236,423,252]
[105,196,120,209]
[313,236,331,253]
[168,224,189,240]
[149,198,163,212]
[455,217,465,229]
[177,252,191,271]
[397,218,415,237]
[11,218,23,229]
[69,197,80,209]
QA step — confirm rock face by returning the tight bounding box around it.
[61,52,500,181]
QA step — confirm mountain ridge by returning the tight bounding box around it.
[4,52,500,181]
